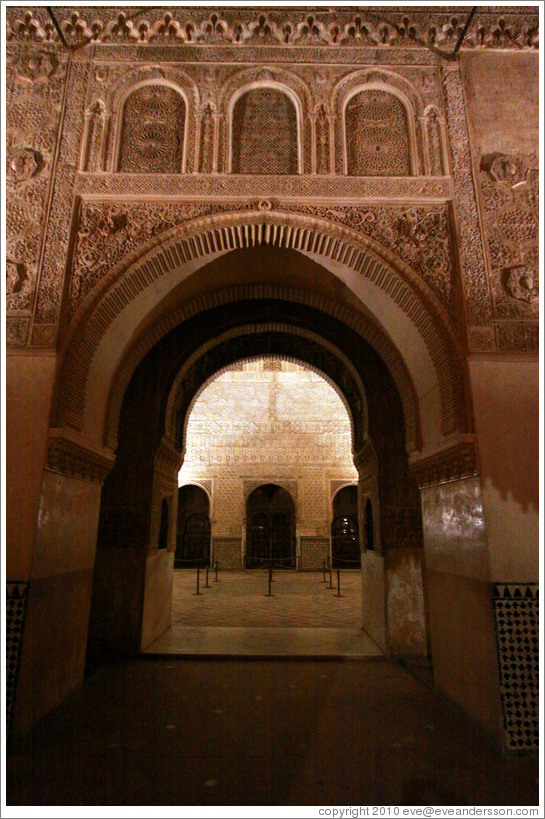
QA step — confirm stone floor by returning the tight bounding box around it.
[148,569,375,657]
[7,658,539,808]
[7,570,541,808]
[170,568,362,628]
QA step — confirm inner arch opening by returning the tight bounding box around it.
[178,357,357,574]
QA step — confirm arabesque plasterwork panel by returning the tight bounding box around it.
[477,151,539,353]
[71,200,456,321]
[6,44,67,344]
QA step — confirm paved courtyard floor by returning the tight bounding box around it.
[147,569,373,656]
[170,568,362,628]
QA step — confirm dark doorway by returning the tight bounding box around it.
[246,484,296,568]
[175,485,211,568]
[332,485,361,568]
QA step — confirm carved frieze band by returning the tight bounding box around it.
[409,440,477,488]
[46,434,115,484]
[7,8,538,50]
[441,65,493,343]
[76,174,453,201]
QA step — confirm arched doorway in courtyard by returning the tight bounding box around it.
[331,486,361,569]
[245,484,296,568]
[175,484,211,568]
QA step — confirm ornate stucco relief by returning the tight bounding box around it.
[71,200,456,320]
[441,64,495,348]
[6,45,67,344]
[477,151,538,352]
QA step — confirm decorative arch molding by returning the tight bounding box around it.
[331,480,359,505]
[331,69,426,176]
[244,480,298,507]
[179,481,212,505]
[163,323,370,457]
[219,65,312,173]
[100,65,200,172]
[55,208,469,456]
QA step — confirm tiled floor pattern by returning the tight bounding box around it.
[7,658,539,807]
[170,568,362,628]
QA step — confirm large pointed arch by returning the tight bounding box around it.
[53,208,471,461]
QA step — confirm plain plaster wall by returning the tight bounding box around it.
[469,357,539,581]
[6,354,57,579]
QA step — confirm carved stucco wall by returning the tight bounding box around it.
[5,6,539,356]
[178,359,357,539]
[462,52,539,352]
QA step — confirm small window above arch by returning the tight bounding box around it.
[345,89,411,176]
[118,84,186,173]
[231,87,299,175]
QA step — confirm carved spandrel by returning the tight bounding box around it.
[282,203,456,319]
[71,200,456,321]
[71,201,256,311]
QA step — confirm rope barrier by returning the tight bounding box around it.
[245,555,296,570]
[175,556,212,564]
[331,556,361,565]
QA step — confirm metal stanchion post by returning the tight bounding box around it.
[205,566,210,588]
[265,564,274,597]
[214,561,219,582]
[328,566,333,589]
[336,568,342,597]
[193,566,202,595]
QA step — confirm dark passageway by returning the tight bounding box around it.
[7,658,538,807]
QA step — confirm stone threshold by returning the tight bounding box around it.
[144,626,384,659]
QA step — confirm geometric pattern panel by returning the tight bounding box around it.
[346,90,410,176]
[212,538,242,569]
[118,85,185,173]
[6,581,29,737]
[299,537,329,570]
[232,88,298,175]
[492,583,539,750]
